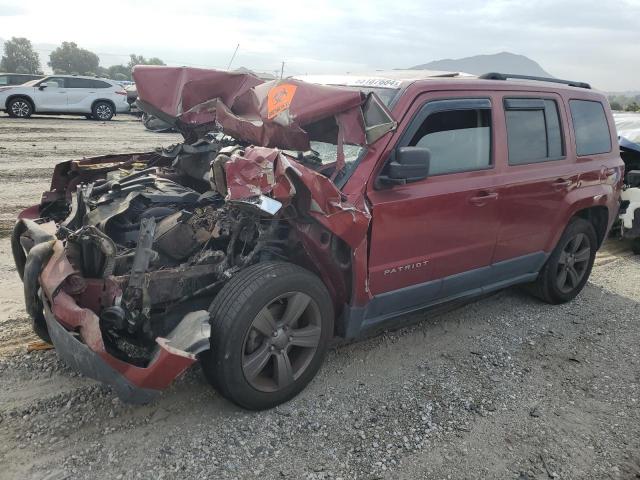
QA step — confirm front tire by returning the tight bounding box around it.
[528,217,597,304]
[92,101,114,121]
[7,97,33,118]
[31,311,51,344]
[201,262,334,410]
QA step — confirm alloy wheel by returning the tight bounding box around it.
[11,100,31,117]
[95,104,112,120]
[556,232,591,293]
[242,292,322,393]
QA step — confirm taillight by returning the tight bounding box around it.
[115,90,127,95]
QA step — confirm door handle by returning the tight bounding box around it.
[469,191,498,206]
[551,178,571,190]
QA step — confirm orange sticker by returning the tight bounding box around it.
[267,83,297,119]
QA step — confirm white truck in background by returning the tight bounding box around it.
[615,113,640,253]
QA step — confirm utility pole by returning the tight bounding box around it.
[227,43,240,70]
[280,61,285,79]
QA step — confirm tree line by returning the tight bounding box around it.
[0,37,165,81]
[608,95,640,113]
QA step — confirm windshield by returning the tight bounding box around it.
[355,87,400,107]
[305,142,366,188]
[295,85,397,188]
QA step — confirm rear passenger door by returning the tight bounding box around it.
[66,78,99,111]
[493,94,577,264]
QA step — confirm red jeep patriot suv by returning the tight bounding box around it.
[12,67,623,409]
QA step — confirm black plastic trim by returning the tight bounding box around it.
[479,72,591,89]
[340,251,547,338]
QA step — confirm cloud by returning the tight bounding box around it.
[0,0,638,90]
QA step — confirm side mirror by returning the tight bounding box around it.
[39,82,57,90]
[378,147,431,186]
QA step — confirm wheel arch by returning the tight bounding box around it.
[91,98,116,114]
[6,94,35,112]
[572,205,609,248]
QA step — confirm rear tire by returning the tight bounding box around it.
[200,262,333,410]
[7,97,33,118]
[527,217,597,304]
[91,101,114,121]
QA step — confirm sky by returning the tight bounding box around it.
[0,0,639,91]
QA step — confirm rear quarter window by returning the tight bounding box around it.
[569,100,611,156]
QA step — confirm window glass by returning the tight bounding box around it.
[408,108,491,175]
[545,100,563,158]
[67,78,95,88]
[91,80,112,88]
[505,98,564,165]
[0,76,7,86]
[45,77,66,88]
[569,100,611,155]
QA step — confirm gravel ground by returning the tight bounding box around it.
[0,115,639,480]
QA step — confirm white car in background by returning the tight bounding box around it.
[0,75,130,120]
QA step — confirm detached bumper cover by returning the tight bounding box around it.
[41,289,211,404]
[42,298,160,404]
[22,235,211,404]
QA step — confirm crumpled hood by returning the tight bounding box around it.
[132,66,392,151]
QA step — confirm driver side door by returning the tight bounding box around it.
[365,95,501,317]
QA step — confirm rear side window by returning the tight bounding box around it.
[67,78,95,88]
[505,98,563,165]
[91,80,112,88]
[409,108,491,175]
[569,100,611,156]
[0,75,7,85]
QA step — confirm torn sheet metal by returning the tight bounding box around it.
[224,146,370,248]
[133,66,263,126]
[132,66,390,152]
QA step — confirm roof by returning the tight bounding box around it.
[293,70,474,90]
[293,70,597,95]
[44,74,113,81]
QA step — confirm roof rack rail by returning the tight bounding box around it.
[479,72,591,89]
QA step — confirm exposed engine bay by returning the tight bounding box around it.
[11,66,396,402]
[16,134,358,365]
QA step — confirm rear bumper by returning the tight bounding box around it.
[115,102,131,113]
[16,224,211,403]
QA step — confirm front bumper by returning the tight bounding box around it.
[42,297,160,403]
[16,227,211,404]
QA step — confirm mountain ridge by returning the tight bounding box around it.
[410,52,553,78]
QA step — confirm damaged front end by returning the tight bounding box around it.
[13,66,396,402]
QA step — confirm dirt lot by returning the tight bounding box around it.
[0,115,639,480]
